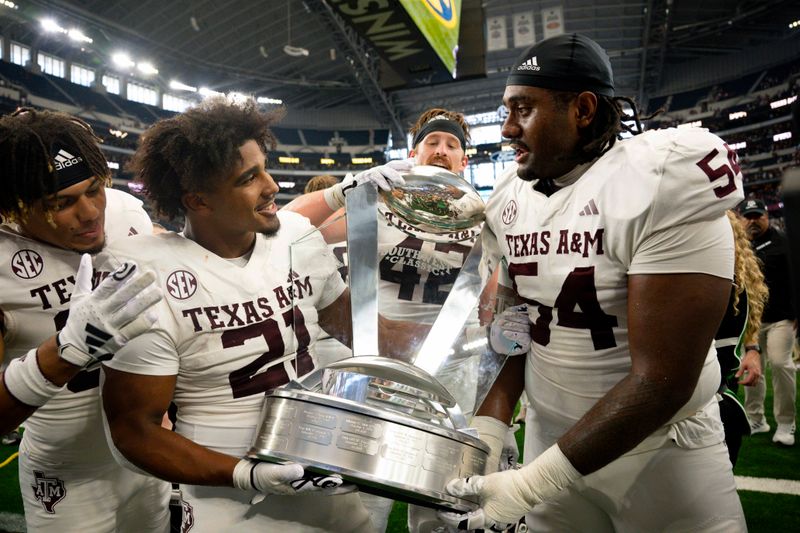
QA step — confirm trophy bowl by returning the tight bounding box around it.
[380,165,485,237]
[249,384,489,512]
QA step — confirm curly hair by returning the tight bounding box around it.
[0,108,108,223]
[304,174,339,193]
[409,107,471,146]
[129,96,282,220]
[550,92,662,163]
[727,210,769,343]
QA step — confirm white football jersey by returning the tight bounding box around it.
[485,127,744,425]
[377,210,479,324]
[104,211,346,442]
[0,188,153,463]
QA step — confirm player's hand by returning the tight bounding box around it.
[737,348,762,386]
[346,158,410,193]
[438,472,520,531]
[500,424,520,471]
[325,159,411,209]
[57,255,162,368]
[490,304,530,356]
[233,459,343,497]
[439,443,579,531]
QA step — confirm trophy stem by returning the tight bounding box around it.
[345,185,379,357]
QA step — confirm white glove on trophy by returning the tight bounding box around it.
[438,444,581,531]
[233,459,343,499]
[57,254,162,368]
[323,158,413,210]
[489,304,531,356]
[500,424,520,472]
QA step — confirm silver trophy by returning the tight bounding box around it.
[249,167,508,511]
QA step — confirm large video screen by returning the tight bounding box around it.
[400,0,461,77]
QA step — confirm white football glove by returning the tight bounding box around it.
[56,254,162,368]
[324,158,411,210]
[438,444,580,531]
[233,459,343,498]
[500,424,520,472]
[490,304,530,356]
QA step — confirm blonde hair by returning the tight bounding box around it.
[409,108,471,146]
[727,210,768,342]
[304,174,339,193]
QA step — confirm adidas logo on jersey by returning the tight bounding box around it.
[517,56,540,71]
[53,148,84,171]
[579,199,599,216]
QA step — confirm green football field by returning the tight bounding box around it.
[1,368,798,532]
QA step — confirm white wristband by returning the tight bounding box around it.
[517,443,581,505]
[323,182,346,211]
[3,348,66,407]
[471,415,510,474]
[232,458,256,491]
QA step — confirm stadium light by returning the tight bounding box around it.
[112,52,135,69]
[137,61,159,75]
[771,96,798,109]
[789,19,800,29]
[257,96,283,105]
[730,141,747,151]
[227,91,249,104]
[1,1,19,9]
[278,181,296,188]
[199,87,223,97]
[170,80,197,92]
[40,19,64,33]
[67,29,92,44]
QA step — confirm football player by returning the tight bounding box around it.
[0,109,170,532]
[100,97,421,532]
[441,33,748,531]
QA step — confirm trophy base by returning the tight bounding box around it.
[249,388,488,512]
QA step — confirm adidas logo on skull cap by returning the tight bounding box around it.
[507,33,614,97]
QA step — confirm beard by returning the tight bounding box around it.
[259,217,281,237]
[424,155,453,171]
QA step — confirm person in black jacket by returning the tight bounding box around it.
[739,198,797,446]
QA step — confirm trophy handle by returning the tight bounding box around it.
[345,185,379,357]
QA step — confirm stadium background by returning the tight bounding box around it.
[0,0,798,531]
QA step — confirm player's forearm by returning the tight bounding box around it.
[474,354,526,425]
[110,420,239,486]
[0,337,84,433]
[0,387,36,434]
[557,370,695,476]
[31,336,84,385]
[282,190,335,226]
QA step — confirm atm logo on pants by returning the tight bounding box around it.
[31,470,66,513]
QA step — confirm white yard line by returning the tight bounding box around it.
[735,475,800,496]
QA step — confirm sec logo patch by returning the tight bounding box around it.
[166,270,198,300]
[11,249,44,279]
[502,200,518,225]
